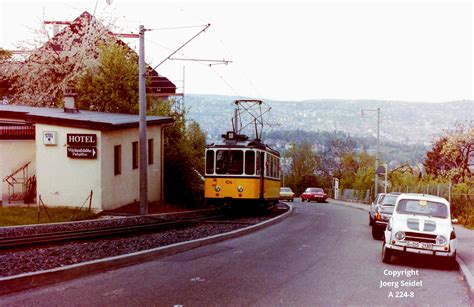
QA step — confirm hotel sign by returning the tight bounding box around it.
[67,133,97,146]
[67,133,97,159]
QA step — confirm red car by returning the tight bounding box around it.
[301,187,327,203]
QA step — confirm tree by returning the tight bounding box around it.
[339,152,375,192]
[440,126,473,182]
[3,12,112,106]
[162,112,206,206]
[424,125,473,183]
[319,136,356,179]
[285,142,321,194]
[75,41,139,113]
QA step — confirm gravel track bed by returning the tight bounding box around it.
[0,207,286,278]
[0,211,212,238]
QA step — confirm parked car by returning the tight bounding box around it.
[301,187,327,203]
[369,193,386,226]
[280,187,295,202]
[382,193,457,264]
[371,192,401,240]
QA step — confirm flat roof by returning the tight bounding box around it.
[0,105,174,130]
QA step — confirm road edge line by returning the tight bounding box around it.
[0,204,292,296]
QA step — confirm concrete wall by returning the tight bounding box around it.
[100,126,162,210]
[0,140,36,203]
[35,124,102,209]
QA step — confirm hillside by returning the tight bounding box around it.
[184,94,473,163]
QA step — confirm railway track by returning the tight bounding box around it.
[0,212,226,250]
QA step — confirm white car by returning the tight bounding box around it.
[382,193,457,264]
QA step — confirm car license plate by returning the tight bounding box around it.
[406,241,433,250]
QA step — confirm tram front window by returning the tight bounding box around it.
[216,150,243,175]
[206,150,215,174]
[245,151,255,175]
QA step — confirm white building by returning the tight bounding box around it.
[0,105,174,211]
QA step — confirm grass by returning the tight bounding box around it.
[0,206,99,227]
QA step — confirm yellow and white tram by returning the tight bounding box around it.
[204,131,281,207]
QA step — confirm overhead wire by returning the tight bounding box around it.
[147,24,211,31]
[145,36,242,98]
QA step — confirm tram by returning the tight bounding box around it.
[204,100,281,207]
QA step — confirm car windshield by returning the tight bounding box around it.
[396,199,448,218]
[381,195,398,206]
[307,188,323,193]
[281,188,292,192]
[376,194,385,204]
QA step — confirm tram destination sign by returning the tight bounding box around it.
[67,133,97,146]
[67,147,97,159]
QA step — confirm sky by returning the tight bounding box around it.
[1,0,473,102]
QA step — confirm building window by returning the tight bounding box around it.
[148,139,154,164]
[114,145,121,175]
[132,141,138,169]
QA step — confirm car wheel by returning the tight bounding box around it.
[372,225,383,240]
[447,251,457,269]
[382,239,392,264]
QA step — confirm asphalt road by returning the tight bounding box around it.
[1,200,472,306]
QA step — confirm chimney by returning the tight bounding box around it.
[63,82,79,113]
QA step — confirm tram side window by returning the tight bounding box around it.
[256,152,261,175]
[270,156,275,178]
[273,157,278,178]
[277,158,281,178]
[273,156,277,178]
[245,151,255,175]
[265,154,270,177]
[206,150,215,174]
[216,150,243,175]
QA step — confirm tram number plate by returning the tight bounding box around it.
[407,241,433,250]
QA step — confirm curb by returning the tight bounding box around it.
[456,255,474,294]
[0,204,292,296]
[330,199,474,294]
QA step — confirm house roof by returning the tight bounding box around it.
[0,105,174,131]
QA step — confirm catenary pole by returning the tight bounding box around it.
[139,25,148,214]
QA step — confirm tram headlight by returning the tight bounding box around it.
[215,186,221,192]
[237,186,244,192]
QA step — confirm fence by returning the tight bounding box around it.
[388,183,451,201]
[336,189,371,204]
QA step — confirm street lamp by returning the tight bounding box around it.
[361,108,381,198]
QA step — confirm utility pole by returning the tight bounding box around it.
[139,25,148,214]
